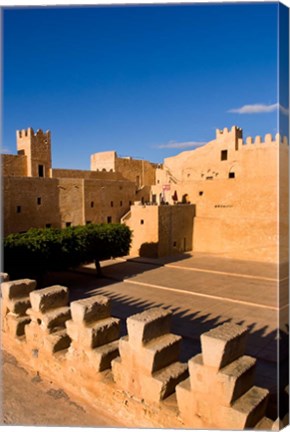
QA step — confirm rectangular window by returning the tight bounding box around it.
[110,201,114,207]
[38,165,44,177]
[120,201,123,207]
[199,191,204,196]
[107,216,112,223]
[229,172,235,179]
[45,223,52,228]
[129,201,132,206]
[37,197,42,205]
[17,150,25,156]
[140,219,144,225]
[16,205,21,213]
[221,150,228,161]
[86,221,92,225]
[90,201,94,208]
[66,222,72,227]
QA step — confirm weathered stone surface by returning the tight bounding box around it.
[153,361,189,400]
[66,317,120,349]
[112,357,188,403]
[187,353,256,405]
[119,333,181,374]
[28,306,71,333]
[30,285,68,313]
[6,313,31,337]
[6,297,31,316]
[216,355,256,404]
[201,322,248,370]
[43,329,71,354]
[255,417,274,429]
[69,339,119,372]
[1,279,36,301]
[127,307,171,345]
[221,386,269,429]
[71,295,110,324]
[0,272,9,283]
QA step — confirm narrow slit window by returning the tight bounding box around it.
[221,150,228,161]
[37,197,42,205]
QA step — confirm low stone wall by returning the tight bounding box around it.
[0,278,282,429]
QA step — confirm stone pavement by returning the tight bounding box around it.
[41,252,289,417]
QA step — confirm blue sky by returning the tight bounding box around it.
[2,3,289,169]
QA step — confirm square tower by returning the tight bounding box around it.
[16,128,52,177]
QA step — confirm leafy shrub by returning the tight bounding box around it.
[3,223,132,279]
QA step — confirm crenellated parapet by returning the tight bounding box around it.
[0,278,283,429]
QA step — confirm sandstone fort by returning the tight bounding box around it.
[2,125,289,263]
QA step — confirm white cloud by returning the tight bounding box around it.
[228,103,289,115]
[156,140,206,149]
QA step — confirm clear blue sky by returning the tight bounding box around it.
[2,3,288,169]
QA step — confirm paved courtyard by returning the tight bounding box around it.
[41,251,288,417]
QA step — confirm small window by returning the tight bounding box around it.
[120,201,123,207]
[107,216,112,223]
[45,223,52,228]
[129,201,132,206]
[16,205,21,213]
[140,219,144,225]
[18,150,25,156]
[86,221,92,225]
[199,191,203,196]
[37,197,42,205]
[229,172,235,179]
[91,201,94,208]
[38,165,44,177]
[66,222,72,227]
[221,150,228,161]
[173,241,177,247]
[110,201,114,207]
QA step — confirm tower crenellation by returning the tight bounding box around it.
[16,127,52,177]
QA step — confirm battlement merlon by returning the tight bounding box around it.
[17,128,51,140]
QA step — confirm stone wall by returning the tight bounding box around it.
[3,176,61,234]
[1,154,27,177]
[122,204,195,258]
[1,277,282,430]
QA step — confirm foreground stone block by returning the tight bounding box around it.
[127,307,171,346]
[113,307,188,403]
[30,285,68,313]
[201,322,248,370]
[1,279,36,301]
[66,295,121,373]
[66,316,120,349]
[26,285,71,354]
[0,272,9,283]
[70,295,110,324]
[6,313,31,337]
[220,386,269,429]
[176,322,271,429]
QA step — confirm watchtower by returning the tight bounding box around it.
[16,128,52,177]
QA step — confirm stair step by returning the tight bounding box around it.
[144,333,182,372]
[231,386,269,428]
[153,361,188,400]
[255,416,274,430]
[44,329,71,354]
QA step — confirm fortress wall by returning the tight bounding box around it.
[158,205,195,256]
[83,179,136,224]
[115,157,157,187]
[52,168,122,180]
[1,279,276,430]
[57,178,85,227]
[3,177,61,235]
[193,216,278,263]
[1,154,28,177]
[123,205,159,257]
[91,151,117,172]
